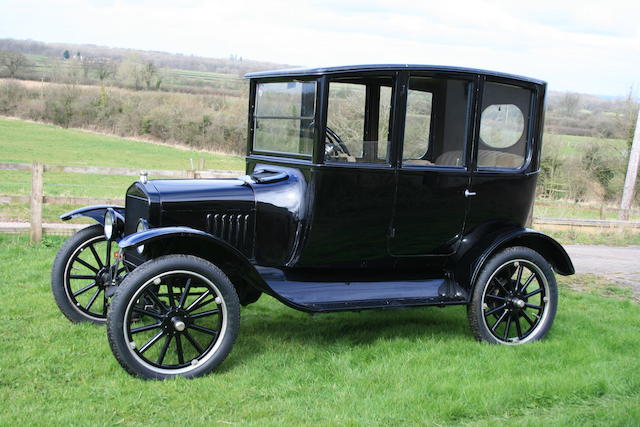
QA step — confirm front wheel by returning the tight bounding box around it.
[467,246,558,345]
[51,224,122,324]
[107,255,240,379]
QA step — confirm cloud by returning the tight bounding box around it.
[0,0,638,95]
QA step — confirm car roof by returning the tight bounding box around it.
[245,64,546,86]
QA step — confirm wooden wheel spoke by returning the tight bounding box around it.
[484,304,507,317]
[185,290,211,312]
[74,257,99,273]
[86,287,101,311]
[189,324,218,336]
[175,335,185,364]
[131,322,162,334]
[73,281,98,297]
[139,331,165,354]
[519,273,536,293]
[184,330,204,354]
[157,335,172,365]
[88,244,104,268]
[190,309,219,320]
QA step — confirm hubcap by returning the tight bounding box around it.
[507,296,526,309]
[172,317,186,332]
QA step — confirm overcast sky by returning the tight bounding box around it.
[1,0,638,96]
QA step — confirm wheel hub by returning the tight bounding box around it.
[162,308,190,333]
[172,317,186,332]
[507,296,526,309]
[95,267,110,286]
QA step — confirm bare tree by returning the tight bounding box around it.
[95,60,116,82]
[559,92,581,116]
[142,61,157,89]
[1,51,29,78]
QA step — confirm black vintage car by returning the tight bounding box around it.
[52,65,574,379]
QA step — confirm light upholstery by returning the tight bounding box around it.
[435,150,523,168]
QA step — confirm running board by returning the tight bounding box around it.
[256,267,468,312]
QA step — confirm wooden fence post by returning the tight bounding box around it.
[30,162,44,242]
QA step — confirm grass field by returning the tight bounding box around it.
[543,133,627,157]
[1,116,639,229]
[0,117,245,221]
[0,234,638,425]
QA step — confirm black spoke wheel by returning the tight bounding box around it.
[467,246,557,345]
[107,255,240,379]
[52,224,123,324]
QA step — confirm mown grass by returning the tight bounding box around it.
[537,227,640,246]
[1,233,639,425]
[0,117,245,221]
[0,117,245,170]
[543,133,627,157]
[534,203,640,221]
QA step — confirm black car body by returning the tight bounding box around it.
[54,65,574,379]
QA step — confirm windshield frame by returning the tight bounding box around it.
[248,77,320,160]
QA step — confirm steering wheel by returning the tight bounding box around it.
[325,126,351,158]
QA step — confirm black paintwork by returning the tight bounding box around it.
[60,205,124,224]
[62,64,574,313]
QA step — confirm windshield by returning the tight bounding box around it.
[253,81,316,156]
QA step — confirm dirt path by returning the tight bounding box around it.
[565,245,640,299]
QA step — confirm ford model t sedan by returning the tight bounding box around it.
[52,64,574,379]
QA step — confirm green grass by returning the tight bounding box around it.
[1,234,639,425]
[543,133,627,157]
[537,227,640,246]
[0,117,245,170]
[534,202,640,221]
[0,117,245,221]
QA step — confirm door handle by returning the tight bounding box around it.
[464,189,477,197]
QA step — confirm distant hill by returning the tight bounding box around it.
[0,38,295,76]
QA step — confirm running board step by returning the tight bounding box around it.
[257,267,468,312]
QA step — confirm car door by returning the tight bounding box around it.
[297,74,398,267]
[465,79,539,232]
[389,73,475,256]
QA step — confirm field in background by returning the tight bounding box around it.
[0,117,244,222]
[1,117,639,230]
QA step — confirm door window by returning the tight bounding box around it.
[325,77,393,164]
[478,82,532,169]
[402,77,471,168]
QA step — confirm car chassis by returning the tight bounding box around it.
[52,64,574,379]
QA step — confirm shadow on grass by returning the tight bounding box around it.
[222,298,470,370]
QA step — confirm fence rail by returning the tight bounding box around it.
[535,198,640,218]
[0,161,241,241]
[1,162,639,240]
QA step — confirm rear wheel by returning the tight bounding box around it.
[107,255,240,379]
[467,246,558,345]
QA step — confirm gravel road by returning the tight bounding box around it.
[565,245,640,299]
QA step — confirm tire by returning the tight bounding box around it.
[51,224,118,324]
[107,255,240,380]
[467,246,558,345]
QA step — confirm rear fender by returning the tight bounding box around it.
[119,227,265,306]
[60,205,125,225]
[453,227,574,292]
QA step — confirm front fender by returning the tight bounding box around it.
[119,226,267,305]
[453,226,574,291]
[118,226,217,250]
[60,205,125,225]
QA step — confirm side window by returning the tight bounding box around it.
[478,82,532,169]
[326,78,393,164]
[402,77,471,167]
